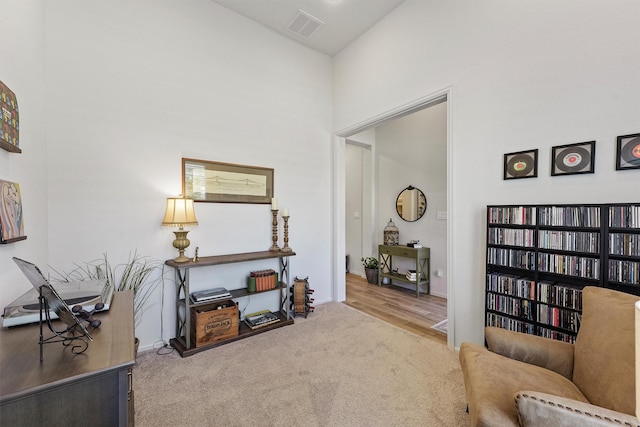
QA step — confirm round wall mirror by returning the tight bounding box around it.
[396,186,427,222]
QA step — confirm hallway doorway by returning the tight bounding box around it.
[334,88,453,347]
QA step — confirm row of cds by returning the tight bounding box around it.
[608,260,639,285]
[488,228,603,253]
[486,313,535,334]
[488,228,535,247]
[537,206,601,228]
[537,303,580,332]
[537,281,583,310]
[488,206,537,225]
[487,273,583,310]
[609,233,640,256]
[609,206,640,228]
[538,253,600,279]
[486,313,578,343]
[486,273,535,299]
[489,205,640,229]
[486,293,533,319]
[488,249,601,279]
[538,230,600,253]
[487,248,535,269]
[538,327,577,344]
[489,229,640,257]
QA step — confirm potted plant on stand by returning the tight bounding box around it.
[361,256,379,285]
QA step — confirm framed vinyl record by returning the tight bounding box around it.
[615,133,640,170]
[551,141,595,176]
[503,149,538,180]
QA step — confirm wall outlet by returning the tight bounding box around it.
[436,211,447,220]
[353,211,360,219]
[435,269,443,277]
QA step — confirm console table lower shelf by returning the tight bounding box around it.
[378,244,431,298]
[170,311,294,357]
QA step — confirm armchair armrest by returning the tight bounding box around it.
[485,327,574,379]
[515,391,640,427]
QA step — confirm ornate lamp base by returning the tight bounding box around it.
[172,229,192,263]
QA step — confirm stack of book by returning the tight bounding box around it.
[249,269,278,292]
[190,287,231,303]
[406,270,417,282]
[244,310,281,330]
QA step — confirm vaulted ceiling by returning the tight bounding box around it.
[210,0,406,56]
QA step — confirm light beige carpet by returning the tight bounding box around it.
[134,302,468,426]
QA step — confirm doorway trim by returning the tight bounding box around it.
[332,86,454,348]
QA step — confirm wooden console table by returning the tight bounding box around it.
[166,250,295,357]
[378,244,431,297]
[0,291,135,426]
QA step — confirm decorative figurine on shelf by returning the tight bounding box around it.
[193,246,199,263]
[384,218,399,245]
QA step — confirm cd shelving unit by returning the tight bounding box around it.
[486,203,639,343]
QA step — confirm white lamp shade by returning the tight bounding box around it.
[161,198,198,227]
[636,300,640,420]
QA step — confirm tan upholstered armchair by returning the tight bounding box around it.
[459,286,639,426]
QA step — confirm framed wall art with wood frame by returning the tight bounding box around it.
[182,158,274,204]
[0,179,26,243]
[503,149,538,180]
[616,133,640,171]
[551,141,595,176]
[0,80,21,153]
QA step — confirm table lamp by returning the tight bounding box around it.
[162,197,198,263]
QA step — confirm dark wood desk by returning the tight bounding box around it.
[0,291,135,426]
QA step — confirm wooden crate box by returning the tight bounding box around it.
[191,300,238,347]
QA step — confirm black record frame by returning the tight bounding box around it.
[503,149,538,180]
[616,132,640,171]
[551,141,595,176]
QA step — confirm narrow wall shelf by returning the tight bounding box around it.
[0,140,21,153]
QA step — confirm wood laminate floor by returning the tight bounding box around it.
[344,273,447,344]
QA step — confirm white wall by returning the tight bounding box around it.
[38,0,332,350]
[0,0,48,309]
[375,102,447,297]
[345,144,364,275]
[333,0,640,347]
[346,128,376,272]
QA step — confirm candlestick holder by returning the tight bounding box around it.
[281,215,292,253]
[269,209,280,251]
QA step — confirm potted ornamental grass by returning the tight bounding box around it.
[361,256,379,284]
[50,250,164,352]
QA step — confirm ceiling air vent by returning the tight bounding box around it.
[286,9,324,39]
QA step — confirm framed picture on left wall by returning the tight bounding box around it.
[0,179,27,243]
